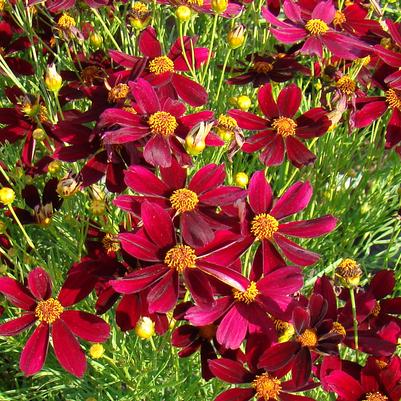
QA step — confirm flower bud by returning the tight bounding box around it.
[129,2,151,30]
[211,0,228,14]
[135,316,155,339]
[45,64,63,93]
[90,199,106,216]
[48,160,62,174]
[228,96,238,106]
[33,128,46,142]
[89,343,105,359]
[237,95,251,111]
[336,258,362,287]
[176,5,191,22]
[185,121,213,156]
[0,187,15,205]
[89,32,103,49]
[0,264,7,274]
[234,172,249,187]
[57,174,81,198]
[0,220,6,234]
[227,24,245,49]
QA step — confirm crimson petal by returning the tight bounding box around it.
[208,358,254,384]
[248,170,273,214]
[0,313,36,336]
[0,277,36,310]
[279,215,337,238]
[27,267,52,301]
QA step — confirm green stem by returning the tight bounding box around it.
[202,13,219,86]
[92,8,122,51]
[215,48,232,104]
[8,206,36,250]
[349,287,359,361]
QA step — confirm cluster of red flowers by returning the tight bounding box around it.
[0,0,400,399]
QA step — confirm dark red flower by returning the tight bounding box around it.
[28,0,109,13]
[230,83,330,167]
[110,202,245,313]
[114,161,246,247]
[237,171,337,273]
[99,78,213,167]
[262,0,370,59]
[0,267,110,377]
[110,26,210,107]
[259,294,342,387]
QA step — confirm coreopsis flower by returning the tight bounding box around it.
[227,50,308,87]
[259,294,342,387]
[11,179,63,227]
[114,161,246,247]
[185,265,303,349]
[99,78,213,167]
[28,0,108,13]
[238,171,337,273]
[0,21,33,75]
[323,356,401,401]
[110,26,210,107]
[0,267,110,377]
[110,201,246,314]
[230,83,331,167]
[262,0,370,59]
[209,357,317,401]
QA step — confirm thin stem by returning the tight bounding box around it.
[8,206,36,250]
[349,287,359,361]
[92,8,122,51]
[202,13,219,86]
[215,48,232,104]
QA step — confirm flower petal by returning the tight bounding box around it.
[277,84,301,117]
[147,269,178,313]
[248,170,273,214]
[279,215,337,238]
[0,313,36,336]
[138,26,162,58]
[27,267,52,301]
[208,358,254,384]
[216,303,248,349]
[124,165,169,196]
[0,277,36,311]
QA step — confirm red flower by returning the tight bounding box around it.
[0,267,110,377]
[99,78,213,167]
[28,0,109,13]
[262,0,370,59]
[238,171,337,273]
[209,357,317,401]
[259,294,342,387]
[110,202,245,313]
[110,26,210,107]
[230,83,330,167]
[185,265,303,349]
[114,161,246,247]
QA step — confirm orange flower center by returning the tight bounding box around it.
[251,213,279,240]
[371,301,381,317]
[271,117,297,137]
[149,56,174,75]
[305,19,329,36]
[186,0,203,6]
[253,61,273,74]
[363,392,388,401]
[252,373,282,400]
[35,298,64,324]
[108,83,130,103]
[336,75,356,95]
[164,245,197,272]
[336,258,362,286]
[148,111,178,136]
[297,328,318,348]
[233,281,260,304]
[102,233,121,254]
[170,188,199,213]
[333,10,347,26]
[386,89,401,111]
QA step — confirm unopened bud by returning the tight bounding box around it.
[45,64,63,93]
[237,95,251,111]
[48,160,62,174]
[90,199,106,216]
[89,32,103,49]
[211,0,228,14]
[185,121,213,156]
[0,187,15,205]
[89,343,105,359]
[227,24,245,49]
[234,172,249,187]
[135,316,155,339]
[33,128,46,141]
[176,5,191,22]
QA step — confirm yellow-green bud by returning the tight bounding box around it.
[237,95,251,111]
[227,24,246,49]
[0,187,15,205]
[211,0,228,14]
[0,220,6,234]
[135,316,155,339]
[176,5,191,22]
[90,199,106,216]
[89,32,103,49]
[33,128,46,141]
[48,160,62,174]
[234,172,249,187]
[89,343,105,359]
[45,64,63,93]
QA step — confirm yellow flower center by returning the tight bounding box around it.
[148,111,178,137]
[57,14,76,30]
[297,328,318,348]
[386,89,401,111]
[251,213,279,240]
[330,321,346,337]
[170,188,199,213]
[252,373,282,400]
[164,245,197,272]
[108,83,130,103]
[336,75,356,95]
[233,281,260,304]
[333,10,347,26]
[363,392,388,401]
[0,0,5,11]
[149,56,174,75]
[218,114,238,130]
[132,1,150,17]
[35,298,64,324]
[102,233,121,254]
[186,0,204,6]
[253,61,273,74]
[305,19,329,36]
[336,258,362,286]
[371,301,381,317]
[271,116,297,137]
